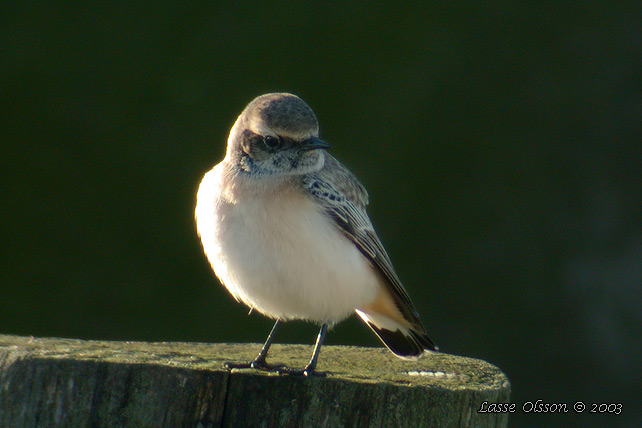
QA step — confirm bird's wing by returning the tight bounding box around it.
[302,153,425,329]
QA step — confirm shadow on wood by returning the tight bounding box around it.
[0,335,510,428]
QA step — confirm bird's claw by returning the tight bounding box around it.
[224,361,326,377]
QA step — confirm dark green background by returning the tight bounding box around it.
[2,2,640,427]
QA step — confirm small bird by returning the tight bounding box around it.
[195,93,437,376]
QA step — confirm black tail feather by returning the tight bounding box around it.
[365,322,438,359]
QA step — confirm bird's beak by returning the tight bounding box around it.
[301,137,331,151]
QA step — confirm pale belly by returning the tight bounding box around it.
[195,169,380,324]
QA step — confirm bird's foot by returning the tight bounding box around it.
[224,358,272,371]
[272,365,327,377]
[224,360,326,377]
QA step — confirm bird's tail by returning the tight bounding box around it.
[356,310,438,360]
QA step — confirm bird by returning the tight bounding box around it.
[195,93,437,376]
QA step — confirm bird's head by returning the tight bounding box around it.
[225,93,331,177]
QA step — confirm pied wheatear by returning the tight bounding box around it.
[195,93,437,375]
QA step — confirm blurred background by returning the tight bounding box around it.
[2,2,640,427]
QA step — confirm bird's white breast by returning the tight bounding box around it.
[195,165,380,324]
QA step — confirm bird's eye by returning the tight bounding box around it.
[262,135,281,149]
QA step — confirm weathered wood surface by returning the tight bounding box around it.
[0,335,510,428]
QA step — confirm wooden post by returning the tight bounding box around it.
[0,335,510,428]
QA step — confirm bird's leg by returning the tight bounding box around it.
[250,319,281,368]
[225,321,329,376]
[224,319,281,370]
[303,323,328,375]
[277,323,328,377]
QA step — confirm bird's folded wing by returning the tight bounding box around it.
[303,154,425,330]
